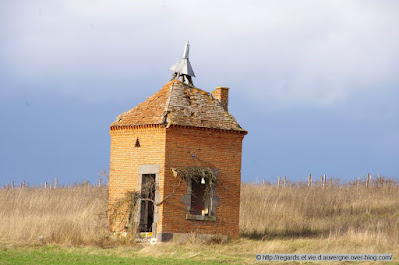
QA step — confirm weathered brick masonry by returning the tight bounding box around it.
[163,126,244,237]
[109,125,167,232]
[109,79,247,241]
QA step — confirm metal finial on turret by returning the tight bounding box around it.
[169,41,195,85]
[182,41,190,59]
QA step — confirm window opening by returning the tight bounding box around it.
[173,166,219,221]
[135,138,140,147]
[190,179,207,215]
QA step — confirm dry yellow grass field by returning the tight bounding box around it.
[0,185,109,246]
[1,181,398,263]
[240,181,399,244]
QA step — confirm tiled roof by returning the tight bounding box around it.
[111,79,245,132]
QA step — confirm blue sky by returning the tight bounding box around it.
[1,0,398,186]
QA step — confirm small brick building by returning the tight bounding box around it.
[108,43,247,242]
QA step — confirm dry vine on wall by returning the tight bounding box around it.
[108,166,219,233]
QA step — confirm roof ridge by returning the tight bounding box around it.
[164,80,176,113]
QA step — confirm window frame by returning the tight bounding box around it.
[183,178,219,222]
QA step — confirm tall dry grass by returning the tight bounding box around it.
[1,180,399,249]
[240,180,399,247]
[0,185,109,246]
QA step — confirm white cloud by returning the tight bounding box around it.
[1,0,399,106]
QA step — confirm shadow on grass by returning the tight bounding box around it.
[240,228,329,240]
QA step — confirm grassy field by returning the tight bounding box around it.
[0,244,223,265]
[1,181,398,264]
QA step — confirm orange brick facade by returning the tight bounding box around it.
[163,126,245,237]
[109,124,245,240]
[108,125,166,232]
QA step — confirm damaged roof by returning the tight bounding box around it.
[111,79,245,132]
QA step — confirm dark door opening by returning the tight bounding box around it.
[139,174,155,232]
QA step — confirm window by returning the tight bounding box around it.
[135,138,140,147]
[183,176,219,221]
[190,179,207,216]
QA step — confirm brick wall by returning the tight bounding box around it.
[109,124,245,238]
[162,125,244,237]
[108,125,166,232]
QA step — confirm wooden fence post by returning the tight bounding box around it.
[320,175,326,188]
[99,177,102,187]
[277,176,281,188]
[11,181,14,190]
[283,176,287,187]
[45,182,48,189]
[369,174,372,187]
[308,174,312,187]
[366,173,372,188]
[54,177,58,189]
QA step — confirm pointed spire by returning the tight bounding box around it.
[169,41,195,85]
[182,41,190,59]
